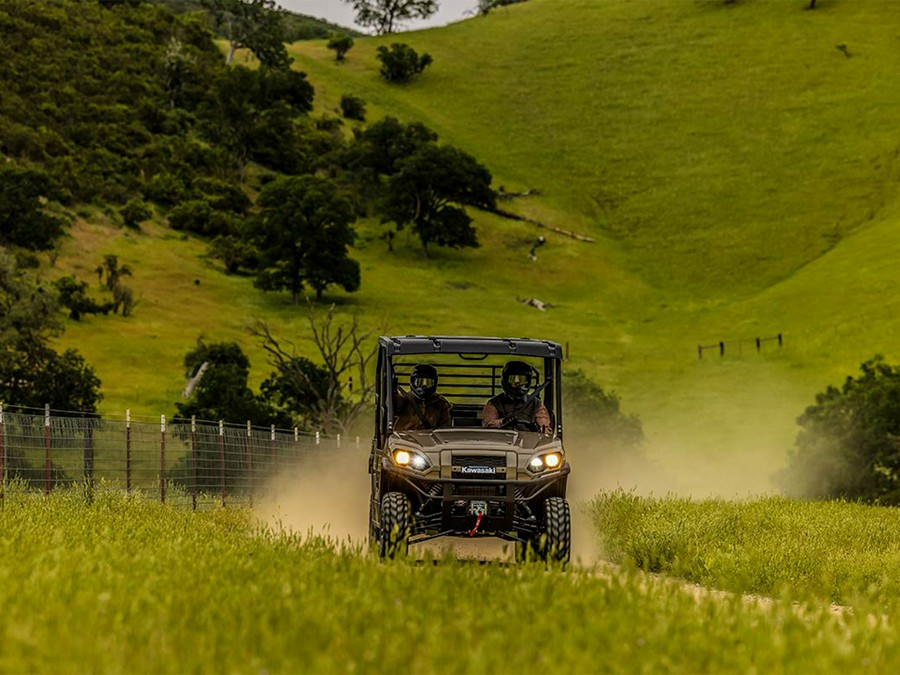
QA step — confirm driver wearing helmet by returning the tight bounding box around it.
[392,363,452,431]
[482,360,551,434]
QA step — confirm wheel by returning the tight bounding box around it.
[379,492,410,559]
[540,497,571,564]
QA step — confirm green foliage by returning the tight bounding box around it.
[0,166,66,251]
[209,234,258,274]
[201,0,291,69]
[340,94,367,122]
[120,198,153,229]
[563,369,643,448]
[382,144,495,255]
[202,65,315,175]
[777,356,900,503]
[174,340,283,426]
[327,34,355,61]
[53,276,114,321]
[0,250,101,411]
[0,1,225,202]
[376,43,433,83]
[246,175,360,302]
[346,0,438,35]
[258,356,335,431]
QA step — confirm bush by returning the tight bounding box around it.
[376,43,433,83]
[340,95,366,122]
[777,356,900,503]
[167,199,213,234]
[327,34,354,61]
[120,198,152,229]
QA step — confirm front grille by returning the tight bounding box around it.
[452,454,507,480]
[453,484,506,497]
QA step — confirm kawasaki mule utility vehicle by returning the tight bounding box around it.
[368,336,571,561]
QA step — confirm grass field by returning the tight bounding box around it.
[3,488,900,674]
[47,0,900,498]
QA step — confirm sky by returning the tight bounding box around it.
[278,0,479,33]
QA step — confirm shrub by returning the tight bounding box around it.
[120,198,152,229]
[376,43,433,83]
[340,95,366,122]
[327,34,354,61]
[777,356,900,503]
[167,199,213,234]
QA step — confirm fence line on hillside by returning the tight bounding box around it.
[0,405,360,509]
[697,333,783,359]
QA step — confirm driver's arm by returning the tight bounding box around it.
[481,401,503,428]
[535,403,551,433]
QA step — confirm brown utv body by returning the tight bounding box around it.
[368,336,571,561]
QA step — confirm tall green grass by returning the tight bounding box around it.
[590,490,900,606]
[2,488,900,673]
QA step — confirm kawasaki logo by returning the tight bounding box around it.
[460,466,498,474]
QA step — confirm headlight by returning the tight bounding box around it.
[392,448,431,471]
[527,451,563,474]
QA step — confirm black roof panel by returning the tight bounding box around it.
[379,335,563,359]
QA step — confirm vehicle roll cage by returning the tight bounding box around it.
[374,336,565,443]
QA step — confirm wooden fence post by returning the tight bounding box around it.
[191,415,197,512]
[219,419,226,507]
[0,403,5,505]
[83,413,94,504]
[246,420,253,507]
[125,409,132,493]
[160,414,166,504]
[44,404,51,496]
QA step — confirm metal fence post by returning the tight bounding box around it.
[219,419,226,507]
[126,409,132,493]
[191,415,197,512]
[44,404,51,496]
[160,414,166,504]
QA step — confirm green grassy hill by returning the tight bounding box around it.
[54,0,900,497]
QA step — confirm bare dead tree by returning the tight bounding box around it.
[248,303,379,435]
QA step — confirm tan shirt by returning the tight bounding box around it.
[392,389,452,431]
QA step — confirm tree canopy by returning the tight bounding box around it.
[777,356,900,504]
[201,0,291,68]
[344,0,438,35]
[376,43,433,83]
[245,176,360,302]
[382,144,496,255]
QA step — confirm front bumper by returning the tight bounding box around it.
[381,459,570,539]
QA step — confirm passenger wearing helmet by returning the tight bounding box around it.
[392,364,452,431]
[482,360,551,434]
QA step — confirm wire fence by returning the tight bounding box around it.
[0,405,361,509]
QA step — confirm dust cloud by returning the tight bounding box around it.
[254,449,371,547]
[251,416,789,565]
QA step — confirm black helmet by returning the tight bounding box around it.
[501,360,533,400]
[410,364,438,401]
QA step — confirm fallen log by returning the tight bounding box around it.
[482,205,596,243]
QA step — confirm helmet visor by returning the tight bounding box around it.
[507,373,530,387]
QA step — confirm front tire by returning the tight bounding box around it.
[379,492,410,559]
[540,497,571,564]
